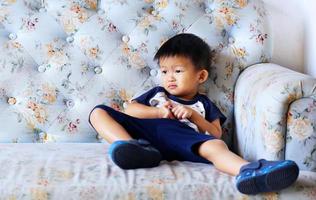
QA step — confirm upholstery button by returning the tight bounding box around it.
[38,64,47,72]
[39,7,46,13]
[94,66,102,74]
[122,35,130,43]
[7,97,17,105]
[97,9,105,15]
[66,35,74,43]
[8,33,17,40]
[38,131,46,142]
[36,89,43,96]
[96,133,102,140]
[228,37,235,44]
[205,8,212,13]
[39,131,45,137]
[150,69,158,76]
[64,99,75,108]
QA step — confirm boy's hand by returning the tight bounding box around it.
[158,101,175,119]
[171,104,193,119]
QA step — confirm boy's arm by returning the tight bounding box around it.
[189,110,222,139]
[124,101,159,118]
[124,101,175,119]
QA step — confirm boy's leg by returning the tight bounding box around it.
[89,107,133,143]
[88,105,162,169]
[153,122,299,195]
[197,140,299,195]
[197,139,249,176]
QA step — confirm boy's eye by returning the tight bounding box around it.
[175,70,182,73]
[161,70,167,74]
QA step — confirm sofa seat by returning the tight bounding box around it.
[0,143,315,200]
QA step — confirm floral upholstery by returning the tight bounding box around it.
[1,0,316,199]
[287,97,316,171]
[0,0,315,170]
[235,63,316,171]
[0,143,315,200]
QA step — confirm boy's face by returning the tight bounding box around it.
[159,55,208,100]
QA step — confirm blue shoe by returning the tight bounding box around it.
[236,159,299,195]
[108,139,162,169]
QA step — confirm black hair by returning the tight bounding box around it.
[154,33,212,71]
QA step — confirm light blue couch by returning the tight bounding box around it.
[0,0,315,199]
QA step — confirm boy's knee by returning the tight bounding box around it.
[198,139,228,156]
[210,139,228,149]
[89,107,109,123]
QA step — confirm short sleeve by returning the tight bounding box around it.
[132,86,164,106]
[203,97,227,126]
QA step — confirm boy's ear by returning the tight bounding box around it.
[198,69,209,83]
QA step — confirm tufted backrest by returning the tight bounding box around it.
[0,0,271,149]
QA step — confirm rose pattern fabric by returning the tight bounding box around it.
[235,63,316,171]
[0,0,314,174]
[0,143,315,200]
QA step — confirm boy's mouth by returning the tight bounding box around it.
[168,84,177,89]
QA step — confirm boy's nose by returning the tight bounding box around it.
[167,74,176,82]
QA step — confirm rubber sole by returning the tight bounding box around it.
[237,163,299,194]
[111,142,162,169]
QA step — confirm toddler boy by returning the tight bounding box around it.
[88,33,299,195]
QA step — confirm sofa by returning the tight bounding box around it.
[0,0,315,199]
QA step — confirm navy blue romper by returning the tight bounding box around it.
[88,86,226,164]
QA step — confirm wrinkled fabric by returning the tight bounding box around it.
[0,143,315,200]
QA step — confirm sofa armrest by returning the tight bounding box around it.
[233,63,316,163]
